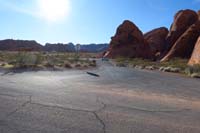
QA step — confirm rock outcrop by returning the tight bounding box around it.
[161,21,200,61]
[105,10,200,60]
[188,36,200,65]
[105,20,151,58]
[165,9,198,52]
[144,27,168,58]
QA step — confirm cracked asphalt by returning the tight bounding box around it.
[0,60,200,133]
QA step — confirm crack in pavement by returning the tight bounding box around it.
[0,93,18,98]
[30,102,92,113]
[29,101,106,133]
[1,92,107,133]
[6,96,32,117]
[1,92,191,133]
[96,97,107,112]
[0,93,32,99]
[107,104,191,113]
[93,112,106,133]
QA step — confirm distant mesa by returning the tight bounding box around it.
[44,43,75,52]
[0,39,108,53]
[0,39,43,51]
[44,43,108,53]
[104,9,200,65]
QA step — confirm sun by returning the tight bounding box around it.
[37,0,70,22]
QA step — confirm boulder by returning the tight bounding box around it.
[105,20,152,58]
[144,27,169,58]
[165,9,198,52]
[161,21,200,61]
[188,36,200,65]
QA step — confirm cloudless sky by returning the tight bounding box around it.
[0,0,199,45]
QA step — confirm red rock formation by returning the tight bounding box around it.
[144,27,168,58]
[165,9,198,52]
[161,21,200,61]
[105,20,152,58]
[188,36,200,65]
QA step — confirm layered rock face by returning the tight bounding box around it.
[161,21,200,61]
[165,9,198,51]
[144,27,168,58]
[188,36,200,65]
[105,20,152,58]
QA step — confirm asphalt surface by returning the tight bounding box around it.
[0,60,200,133]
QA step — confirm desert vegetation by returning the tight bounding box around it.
[115,57,200,78]
[0,51,97,70]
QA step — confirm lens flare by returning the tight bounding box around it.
[37,0,70,22]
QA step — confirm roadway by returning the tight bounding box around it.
[0,60,200,133]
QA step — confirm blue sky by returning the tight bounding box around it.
[0,0,199,45]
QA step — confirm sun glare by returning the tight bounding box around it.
[37,0,70,22]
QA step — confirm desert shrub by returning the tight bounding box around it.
[34,53,43,66]
[13,52,35,68]
[44,62,54,68]
[89,60,97,67]
[74,53,80,62]
[160,58,188,70]
[45,55,57,68]
[75,64,81,68]
[1,63,6,67]
[115,57,157,68]
[64,62,72,68]
[185,65,200,75]
[9,52,44,68]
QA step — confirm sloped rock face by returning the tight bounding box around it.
[188,36,200,65]
[165,9,198,51]
[161,21,200,61]
[105,20,151,58]
[144,27,169,58]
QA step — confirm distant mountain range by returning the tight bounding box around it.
[0,39,108,53]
